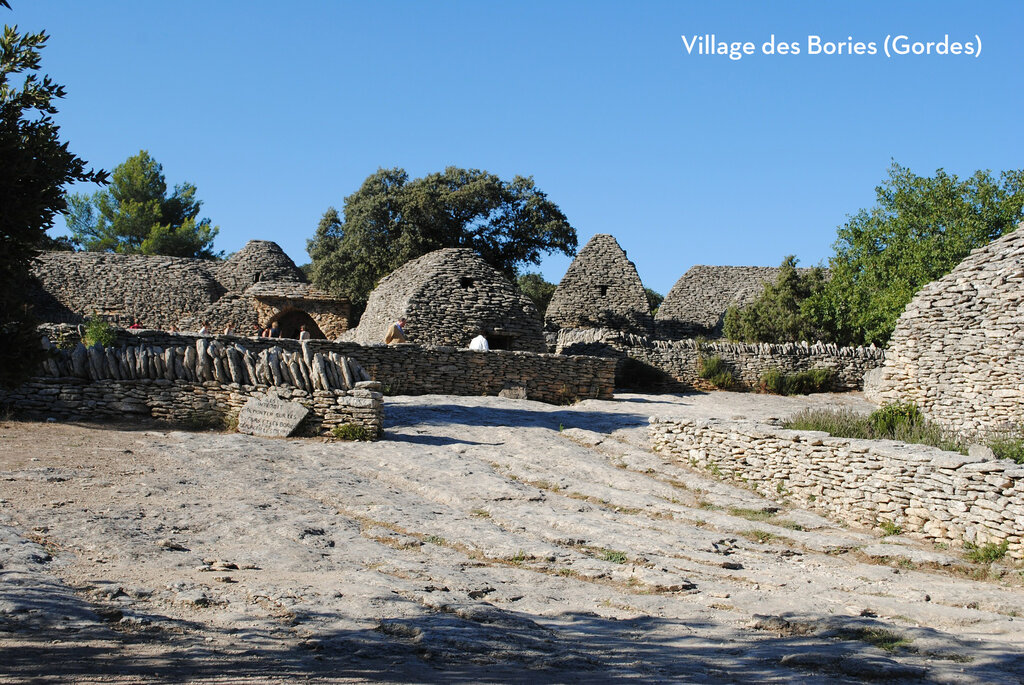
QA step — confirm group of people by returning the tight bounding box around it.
[384,317,490,351]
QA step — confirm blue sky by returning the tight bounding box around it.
[12,1,1024,295]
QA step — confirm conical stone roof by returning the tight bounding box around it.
[544,234,652,334]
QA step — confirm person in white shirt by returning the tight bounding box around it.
[298,324,311,341]
[468,330,489,351]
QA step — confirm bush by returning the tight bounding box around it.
[83,317,116,347]
[331,423,369,441]
[698,355,735,389]
[722,256,827,343]
[987,434,1024,465]
[868,402,923,436]
[758,368,833,395]
[963,540,1009,563]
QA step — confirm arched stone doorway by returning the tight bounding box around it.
[269,309,325,339]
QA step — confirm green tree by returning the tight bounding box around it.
[723,256,827,343]
[807,163,1024,346]
[308,167,577,307]
[644,287,664,316]
[66,150,219,258]
[517,273,557,316]
[0,16,107,387]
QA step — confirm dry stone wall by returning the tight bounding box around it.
[650,417,1024,559]
[865,226,1024,437]
[545,234,653,335]
[37,327,615,405]
[346,248,546,352]
[556,328,883,392]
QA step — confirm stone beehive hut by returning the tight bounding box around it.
[865,225,1024,436]
[28,241,350,338]
[346,248,546,352]
[656,265,797,339]
[545,234,653,335]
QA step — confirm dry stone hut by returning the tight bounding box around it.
[345,248,546,352]
[655,265,802,339]
[545,234,653,335]
[865,226,1024,436]
[28,240,350,338]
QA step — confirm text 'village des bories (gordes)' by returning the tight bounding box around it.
[681,33,982,61]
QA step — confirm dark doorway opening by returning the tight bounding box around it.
[489,334,514,350]
[269,309,325,339]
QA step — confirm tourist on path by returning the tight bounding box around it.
[298,324,311,341]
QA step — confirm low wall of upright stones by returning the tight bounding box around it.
[556,328,883,392]
[33,326,615,405]
[650,417,1024,559]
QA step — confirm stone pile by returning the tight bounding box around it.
[866,224,1024,437]
[545,234,653,335]
[650,416,1024,559]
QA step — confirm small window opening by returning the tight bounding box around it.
[460,277,475,289]
[253,272,262,284]
[598,285,609,296]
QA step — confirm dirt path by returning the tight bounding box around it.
[1,392,1022,683]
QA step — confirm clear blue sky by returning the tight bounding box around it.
[12,1,1024,295]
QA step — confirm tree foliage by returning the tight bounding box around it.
[66,150,219,258]
[517,272,557,316]
[644,288,664,316]
[0,18,106,387]
[723,256,827,343]
[308,167,577,306]
[808,163,1024,346]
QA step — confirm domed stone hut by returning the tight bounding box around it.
[544,234,653,335]
[865,225,1024,436]
[655,265,788,339]
[345,248,546,352]
[28,240,351,338]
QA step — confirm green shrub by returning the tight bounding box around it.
[331,423,369,441]
[963,540,1009,563]
[868,402,923,436]
[83,317,116,348]
[758,368,833,395]
[987,435,1024,464]
[698,355,735,389]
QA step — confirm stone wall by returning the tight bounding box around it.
[556,328,883,392]
[865,226,1024,437]
[650,417,1024,559]
[345,248,546,352]
[39,327,616,405]
[545,234,653,335]
[2,378,383,439]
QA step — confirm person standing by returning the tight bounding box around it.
[384,317,408,344]
[298,324,311,341]
[468,330,489,351]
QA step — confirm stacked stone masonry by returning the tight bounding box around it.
[345,248,546,352]
[3,331,384,437]
[650,417,1024,559]
[545,234,653,335]
[866,225,1024,437]
[32,327,615,405]
[655,265,826,339]
[556,328,883,392]
[28,240,350,339]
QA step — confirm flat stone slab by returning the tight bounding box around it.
[236,394,308,437]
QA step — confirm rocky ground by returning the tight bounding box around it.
[1,391,1023,683]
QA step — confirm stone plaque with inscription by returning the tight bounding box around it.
[237,393,309,438]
